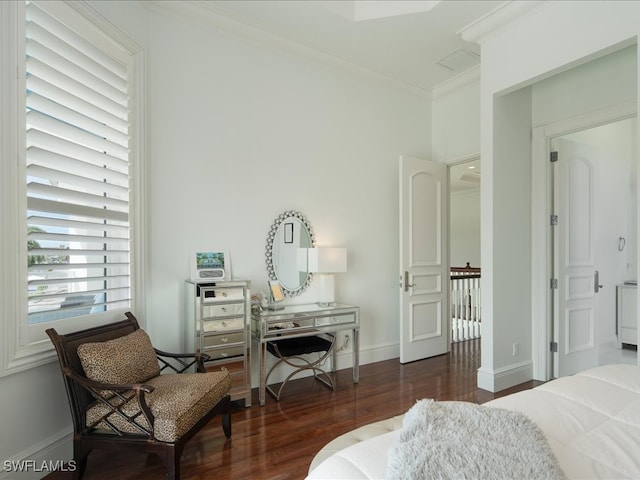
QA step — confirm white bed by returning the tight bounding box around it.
[306,364,640,479]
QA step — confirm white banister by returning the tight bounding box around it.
[451,263,481,343]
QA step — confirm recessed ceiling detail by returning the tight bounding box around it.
[161,1,501,92]
[437,49,480,72]
[321,0,442,22]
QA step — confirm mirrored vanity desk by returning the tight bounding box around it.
[251,303,359,406]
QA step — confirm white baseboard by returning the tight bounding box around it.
[254,340,399,387]
[336,340,399,371]
[1,427,73,479]
[477,361,534,393]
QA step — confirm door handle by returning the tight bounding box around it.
[403,271,415,292]
[594,270,603,293]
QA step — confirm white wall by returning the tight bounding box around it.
[432,69,481,273]
[115,2,431,365]
[481,86,533,380]
[432,69,480,163]
[0,363,72,480]
[450,190,481,267]
[0,1,432,473]
[465,0,640,390]
[532,46,637,128]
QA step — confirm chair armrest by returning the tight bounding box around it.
[62,367,156,437]
[62,367,155,394]
[154,348,211,373]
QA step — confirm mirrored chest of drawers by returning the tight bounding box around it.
[185,280,251,406]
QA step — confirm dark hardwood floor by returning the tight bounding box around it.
[44,339,540,480]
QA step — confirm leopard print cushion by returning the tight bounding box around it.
[77,329,161,386]
[85,369,232,442]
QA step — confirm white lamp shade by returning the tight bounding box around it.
[297,248,309,271]
[307,248,347,273]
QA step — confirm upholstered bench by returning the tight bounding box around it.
[308,414,404,474]
[266,334,335,400]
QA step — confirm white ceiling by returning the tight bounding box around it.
[190,0,505,93]
[170,1,491,190]
[450,158,480,194]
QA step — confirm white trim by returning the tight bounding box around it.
[350,340,399,369]
[1,1,145,377]
[459,1,548,44]
[477,360,533,393]
[444,153,481,167]
[143,0,431,99]
[262,340,399,386]
[432,66,479,100]
[125,14,147,328]
[0,426,72,480]
[1,0,27,376]
[65,1,141,55]
[531,100,637,381]
[449,154,481,199]
[531,123,552,382]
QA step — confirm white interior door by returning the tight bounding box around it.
[399,156,449,363]
[554,138,600,377]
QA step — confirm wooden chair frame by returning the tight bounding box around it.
[46,312,231,480]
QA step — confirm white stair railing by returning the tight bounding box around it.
[451,263,481,343]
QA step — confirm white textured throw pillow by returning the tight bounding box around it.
[387,399,565,480]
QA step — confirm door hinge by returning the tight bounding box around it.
[550,151,558,162]
[550,214,558,226]
[550,341,558,353]
[550,278,558,289]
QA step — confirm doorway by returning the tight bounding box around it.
[548,116,637,378]
[449,157,481,269]
[449,157,481,344]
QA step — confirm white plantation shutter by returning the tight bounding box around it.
[25,1,131,324]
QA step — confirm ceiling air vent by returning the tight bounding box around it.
[437,49,480,72]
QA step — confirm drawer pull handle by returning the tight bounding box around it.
[222,292,228,297]
[221,337,228,343]
[221,352,228,357]
[221,307,227,312]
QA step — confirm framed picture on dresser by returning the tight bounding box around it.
[190,250,231,281]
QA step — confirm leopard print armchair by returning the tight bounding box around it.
[46,312,232,480]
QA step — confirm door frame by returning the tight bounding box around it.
[531,100,637,381]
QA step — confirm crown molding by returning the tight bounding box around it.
[432,65,479,100]
[459,0,547,44]
[143,1,431,98]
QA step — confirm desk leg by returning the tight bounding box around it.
[331,334,337,373]
[259,341,267,406]
[353,328,359,383]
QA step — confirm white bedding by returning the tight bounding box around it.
[307,364,640,479]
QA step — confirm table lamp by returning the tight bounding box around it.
[307,247,347,307]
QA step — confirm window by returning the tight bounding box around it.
[0,1,143,374]
[26,1,131,325]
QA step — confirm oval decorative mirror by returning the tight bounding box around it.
[265,210,315,297]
